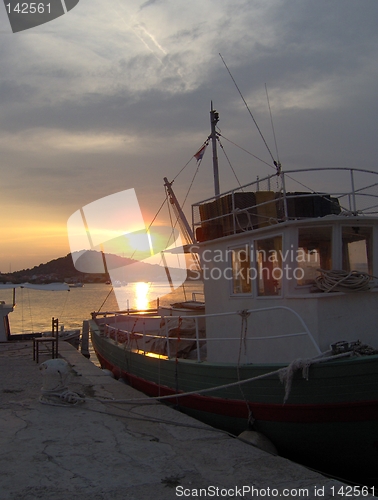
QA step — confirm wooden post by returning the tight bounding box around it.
[81,320,90,358]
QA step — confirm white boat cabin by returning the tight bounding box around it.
[191,168,378,364]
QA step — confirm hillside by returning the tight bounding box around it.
[1,251,197,284]
[2,252,134,284]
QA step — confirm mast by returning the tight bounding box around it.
[163,177,201,270]
[210,101,220,197]
[163,177,195,244]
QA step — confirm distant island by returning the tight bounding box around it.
[0,251,198,284]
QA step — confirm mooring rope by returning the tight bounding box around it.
[40,388,86,407]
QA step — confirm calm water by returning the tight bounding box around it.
[3,281,204,334]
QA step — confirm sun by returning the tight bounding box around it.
[127,230,153,255]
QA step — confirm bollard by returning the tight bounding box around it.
[39,358,71,393]
[39,358,85,406]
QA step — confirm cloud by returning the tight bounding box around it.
[139,0,162,11]
[2,0,378,270]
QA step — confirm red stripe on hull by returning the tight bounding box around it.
[96,351,378,424]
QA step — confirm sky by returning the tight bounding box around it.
[1,0,378,272]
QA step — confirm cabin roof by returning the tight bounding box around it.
[192,168,378,244]
[193,214,378,249]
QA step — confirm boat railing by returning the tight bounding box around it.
[191,291,205,302]
[91,308,158,318]
[192,167,378,241]
[102,305,320,362]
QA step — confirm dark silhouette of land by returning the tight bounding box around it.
[1,251,198,284]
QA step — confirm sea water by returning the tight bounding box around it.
[2,281,203,334]
[1,281,203,366]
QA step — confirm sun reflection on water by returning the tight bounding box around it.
[134,281,151,310]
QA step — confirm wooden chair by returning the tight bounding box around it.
[33,317,59,363]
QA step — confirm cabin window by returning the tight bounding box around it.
[342,226,372,274]
[297,226,332,285]
[231,246,252,294]
[256,236,282,296]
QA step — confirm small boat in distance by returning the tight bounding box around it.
[67,282,84,288]
[89,106,378,483]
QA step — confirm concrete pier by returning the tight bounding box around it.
[0,341,369,499]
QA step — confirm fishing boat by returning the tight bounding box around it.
[89,106,378,482]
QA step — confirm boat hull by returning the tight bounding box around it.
[91,323,378,482]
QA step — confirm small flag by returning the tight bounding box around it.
[194,144,207,162]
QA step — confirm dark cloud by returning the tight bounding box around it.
[2,0,378,269]
[139,0,162,10]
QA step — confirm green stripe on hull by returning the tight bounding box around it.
[92,327,378,405]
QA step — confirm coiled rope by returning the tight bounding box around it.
[40,389,86,406]
[315,269,373,292]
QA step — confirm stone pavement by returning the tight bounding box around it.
[0,341,367,500]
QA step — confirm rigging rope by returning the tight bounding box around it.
[265,83,281,167]
[97,287,115,313]
[217,138,244,190]
[146,196,169,231]
[219,53,277,165]
[26,289,34,333]
[172,154,200,182]
[218,133,275,171]
[58,290,70,324]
